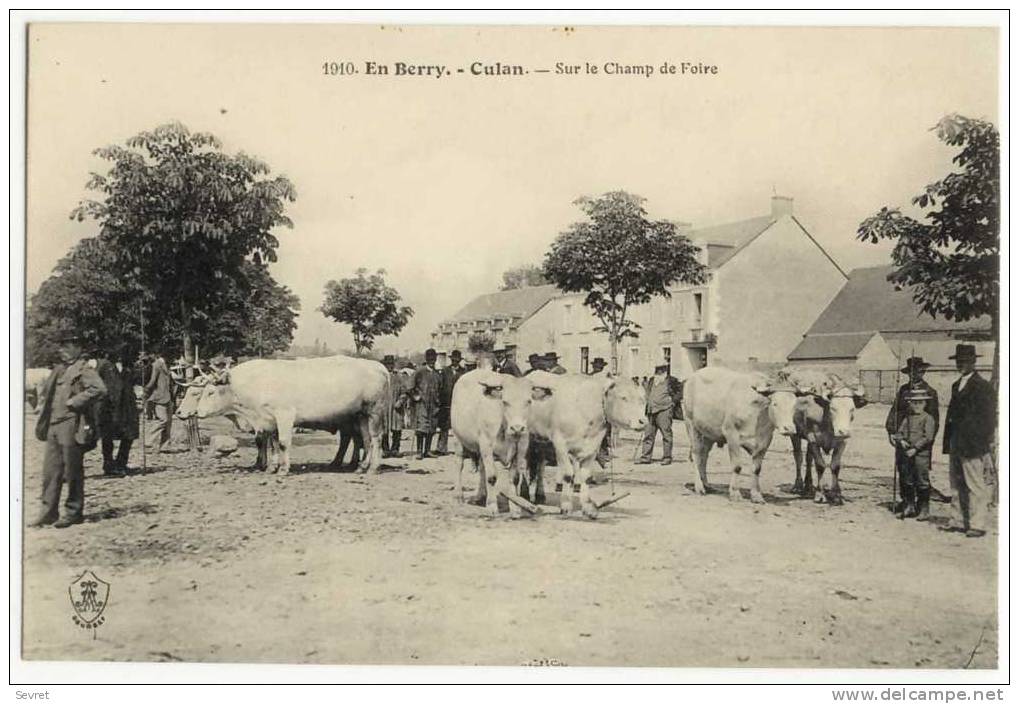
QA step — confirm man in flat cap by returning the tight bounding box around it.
[885,356,941,513]
[30,332,107,528]
[636,362,682,466]
[436,350,467,455]
[941,344,996,538]
[412,348,442,459]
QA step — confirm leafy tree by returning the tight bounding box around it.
[69,122,296,363]
[543,191,708,373]
[320,268,413,355]
[26,237,147,366]
[857,114,999,382]
[199,261,300,358]
[500,264,549,290]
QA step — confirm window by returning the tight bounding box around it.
[580,347,589,374]
[662,346,672,375]
[693,293,703,324]
[629,346,641,378]
[563,303,573,333]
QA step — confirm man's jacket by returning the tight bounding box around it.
[35,360,107,444]
[942,372,996,458]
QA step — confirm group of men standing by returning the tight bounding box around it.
[29,334,183,529]
[886,345,995,537]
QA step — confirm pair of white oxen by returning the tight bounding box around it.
[174,355,865,518]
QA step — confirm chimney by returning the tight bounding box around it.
[771,195,793,218]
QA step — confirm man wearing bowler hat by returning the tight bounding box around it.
[492,345,522,377]
[412,348,442,459]
[523,353,544,376]
[30,332,107,528]
[941,344,996,538]
[544,352,567,375]
[589,357,609,377]
[885,356,941,512]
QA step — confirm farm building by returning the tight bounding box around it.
[432,195,848,378]
[786,265,995,402]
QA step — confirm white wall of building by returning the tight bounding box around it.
[713,217,846,370]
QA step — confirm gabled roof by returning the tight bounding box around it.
[443,284,559,324]
[787,332,876,361]
[687,215,776,268]
[788,265,992,361]
[802,265,992,335]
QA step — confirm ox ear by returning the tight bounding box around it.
[531,385,553,401]
[479,381,503,399]
[752,382,774,398]
[853,386,869,409]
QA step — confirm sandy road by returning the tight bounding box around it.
[20,405,997,668]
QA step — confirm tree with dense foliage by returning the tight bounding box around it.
[27,237,146,366]
[500,264,549,290]
[69,121,297,363]
[543,191,708,373]
[857,114,999,382]
[200,261,300,358]
[319,268,413,355]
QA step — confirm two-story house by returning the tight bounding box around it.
[433,196,847,378]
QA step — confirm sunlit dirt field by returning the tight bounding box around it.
[21,404,997,668]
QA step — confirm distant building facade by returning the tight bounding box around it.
[433,196,847,379]
[787,265,994,402]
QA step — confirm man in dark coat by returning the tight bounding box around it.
[436,350,467,455]
[885,356,941,512]
[413,348,442,459]
[940,344,996,538]
[96,347,140,477]
[30,333,107,528]
[493,345,522,377]
[523,353,544,376]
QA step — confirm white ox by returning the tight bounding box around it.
[682,366,800,504]
[450,369,539,517]
[779,368,867,504]
[524,371,648,519]
[194,355,390,474]
[176,379,276,471]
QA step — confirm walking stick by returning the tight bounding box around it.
[139,301,147,475]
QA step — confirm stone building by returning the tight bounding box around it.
[787,264,994,402]
[433,196,847,379]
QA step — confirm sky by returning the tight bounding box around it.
[25,23,999,355]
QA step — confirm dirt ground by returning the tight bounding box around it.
[20,404,997,668]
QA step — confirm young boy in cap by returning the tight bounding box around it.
[890,388,938,520]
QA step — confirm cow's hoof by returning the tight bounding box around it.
[728,489,743,502]
[581,502,599,520]
[814,491,827,504]
[750,492,766,504]
[694,484,708,496]
[467,494,486,507]
[830,493,844,507]
[792,479,803,494]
